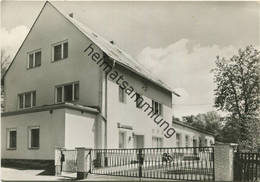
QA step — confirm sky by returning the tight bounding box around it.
[1,1,260,118]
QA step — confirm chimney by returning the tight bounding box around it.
[69,13,73,18]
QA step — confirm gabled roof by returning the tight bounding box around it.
[3,1,180,97]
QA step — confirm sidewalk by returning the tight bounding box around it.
[1,167,178,181]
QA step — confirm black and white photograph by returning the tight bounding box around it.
[1,1,259,181]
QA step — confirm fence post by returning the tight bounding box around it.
[54,147,62,176]
[76,147,90,179]
[214,143,235,181]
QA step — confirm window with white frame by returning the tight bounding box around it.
[55,82,79,103]
[152,137,163,148]
[119,131,126,149]
[52,40,68,62]
[119,86,126,103]
[7,128,17,149]
[18,91,36,109]
[152,100,162,115]
[27,50,41,69]
[28,126,40,149]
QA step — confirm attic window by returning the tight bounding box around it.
[52,40,68,62]
[27,50,41,69]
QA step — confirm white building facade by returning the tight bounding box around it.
[1,2,214,162]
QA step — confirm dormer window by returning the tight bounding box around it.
[55,82,79,103]
[152,100,162,115]
[27,50,41,69]
[52,40,68,62]
[18,91,36,109]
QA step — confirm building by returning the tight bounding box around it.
[1,1,214,163]
[172,120,215,148]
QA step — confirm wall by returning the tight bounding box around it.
[64,109,96,149]
[4,3,102,112]
[106,69,174,148]
[1,109,65,160]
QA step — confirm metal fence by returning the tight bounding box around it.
[62,149,77,173]
[234,152,260,182]
[90,147,214,181]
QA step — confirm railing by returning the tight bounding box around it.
[90,147,214,181]
[234,152,260,182]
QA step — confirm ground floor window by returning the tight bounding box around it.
[152,137,163,148]
[7,128,17,149]
[185,135,189,147]
[176,133,181,147]
[119,131,126,149]
[28,126,40,149]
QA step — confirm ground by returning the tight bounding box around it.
[1,167,181,181]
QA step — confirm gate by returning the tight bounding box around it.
[61,149,77,173]
[234,152,260,182]
[90,147,214,181]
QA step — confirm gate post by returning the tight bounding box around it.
[54,147,62,176]
[214,143,235,181]
[76,147,90,180]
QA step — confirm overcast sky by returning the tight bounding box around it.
[1,1,259,118]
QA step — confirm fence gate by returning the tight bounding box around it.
[234,152,260,182]
[90,147,214,181]
[61,149,77,173]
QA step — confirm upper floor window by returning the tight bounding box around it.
[27,50,41,69]
[7,128,17,150]
[119,86,126,103]
[152,100,162,115]
[18,91,36,109]
[55,82,79,103]
[28,126,40,149]
[135,93,143,108]
[52,40,68,62]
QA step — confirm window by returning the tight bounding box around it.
[199,137,202,147]
[176,133,181,147]
[28,126,40,149]
[52,41,68,61]
[119,86,126,103]
[185,135,189,147]
[210,140,214,146]
[205,139,208,146]
[119,131,126,149]
[135,93,143,108]
[27,50,41,69]
[7,128,17,149]
[18,91,36,109]
[152,100,162,115]
[152,137,163,148]
[55,82,79,103]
